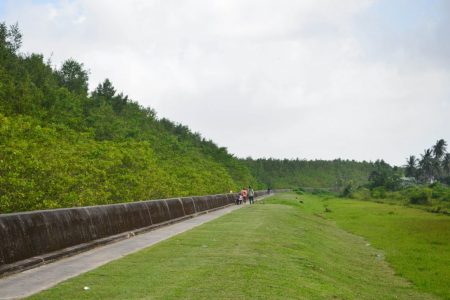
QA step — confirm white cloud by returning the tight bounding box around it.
[3,0,450,165]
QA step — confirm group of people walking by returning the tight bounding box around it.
[236,186,255,205]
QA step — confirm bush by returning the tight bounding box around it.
[371,187,386,199]
[440,176,450,185]
[408,188,432,205]
[429,182,450,202]
[341,183,353,198]
[351,187,371,200]
[293,187,305,195]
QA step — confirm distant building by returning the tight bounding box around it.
[400,177,417,187]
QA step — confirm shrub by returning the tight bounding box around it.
[341,183,353,198]
[441,176,450,185]
[371,187,386,199]
[293,187,305,195]
[408,188,432,205]
[429,182,450,202]
[351,187,371,200]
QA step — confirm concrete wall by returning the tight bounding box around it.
[0,190,278,274]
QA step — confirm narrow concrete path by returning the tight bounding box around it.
[0,195,272,299]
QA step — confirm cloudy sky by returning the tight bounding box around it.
[1,0,449,165]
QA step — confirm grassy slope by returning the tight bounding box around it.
[315,196,450,299]
[30,194,434,300]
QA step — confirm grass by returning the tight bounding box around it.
[349,185,450,215]
[314,195,450,299]
[29,193,441,300]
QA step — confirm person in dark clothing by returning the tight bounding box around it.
[248,186,255,204]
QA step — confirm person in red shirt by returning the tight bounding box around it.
[240,187,248,204]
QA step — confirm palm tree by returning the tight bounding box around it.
[419,149,434,183]
[443,153,450,177]
[432,139,448,180]
[404,155,417,178]
[432,139,447,160]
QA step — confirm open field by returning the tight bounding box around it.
[28,193,444,299]
[316,195,450,299]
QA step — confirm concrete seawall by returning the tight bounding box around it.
[0,190,287,276]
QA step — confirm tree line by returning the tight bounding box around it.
[405,139,450,184]
[344,140,450,213]
[242,158,375,190]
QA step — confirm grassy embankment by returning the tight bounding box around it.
[30,193,449,300]
[319,195,450,299]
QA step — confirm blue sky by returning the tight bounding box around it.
[0,1,4,18]
[370,0,441,32]
[2,0,449,165]
[1,0,51,18]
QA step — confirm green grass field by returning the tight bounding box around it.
[316,195,450,299]
[29,193,449,299]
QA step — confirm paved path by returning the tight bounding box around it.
[0,196,271,299]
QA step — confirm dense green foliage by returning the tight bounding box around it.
[242,158,375,189]
[367,160,403,191]
[349,142,450,214]
[0,114,241,212]
[404,139,450,184]
[31,193,436,300]
[350,184,450,215]
[1,23,376,212]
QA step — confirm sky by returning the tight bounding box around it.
[1,0,449,166]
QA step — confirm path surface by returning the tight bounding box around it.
[0,196,270,300]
